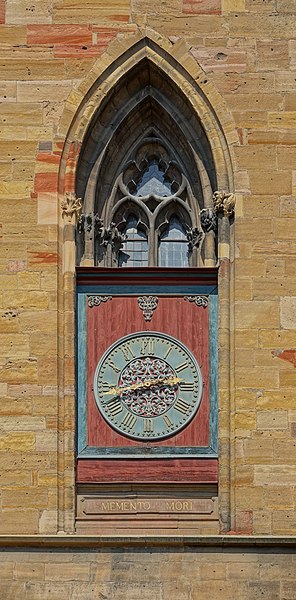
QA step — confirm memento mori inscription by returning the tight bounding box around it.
[80,497,214,515]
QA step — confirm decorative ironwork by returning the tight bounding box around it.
[184,295,208,308]
[213,190,235,217]
[88,295,112,308]
[61,192,82,223]
[137,296,158,321]
[120,357,178,417]
[200,208,217,233]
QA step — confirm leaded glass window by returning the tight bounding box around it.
[158,216,189,267]
[76,137,210,267]
[136,161,171,197]
[118,215,148,267]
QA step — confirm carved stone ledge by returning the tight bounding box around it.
[61,192,82,223]
[213,191,235,218]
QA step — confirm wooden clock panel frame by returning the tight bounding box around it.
[76,267,218,484]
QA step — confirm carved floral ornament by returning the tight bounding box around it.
[61,192,82,223]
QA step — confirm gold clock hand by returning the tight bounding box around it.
[102,376,182,395]
[120,376,183,393]
[102,384,123,395]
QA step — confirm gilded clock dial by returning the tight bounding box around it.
[94,332,203,441]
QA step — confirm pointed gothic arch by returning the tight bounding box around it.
[72,47,234,268]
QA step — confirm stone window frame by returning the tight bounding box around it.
[57,35,237,535]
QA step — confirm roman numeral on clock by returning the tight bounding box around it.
[175,361,188,373]
[107,360,121,373]
[106,398,122,416]
[120,344,135,361]
[140,338,154,355]
[143,418,153,434]
[121,412,137,432]
[100,382,111,392]
[174,398,190,415]
[163,346,172,360]
[163,414,174,428]
[180,382,194,392]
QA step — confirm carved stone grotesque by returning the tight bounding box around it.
[77,213,85,234]
[94,215,105,242]
[200,208,217,233]
[61,192,82,223]
[105,222,127,256]
[76,214,127,262]
[186,227,203,252]
[213,191,235,217]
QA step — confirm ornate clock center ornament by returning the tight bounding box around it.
[94,331,203,441]
[119,357,177,417]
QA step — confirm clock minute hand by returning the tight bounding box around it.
[122,376,183,393]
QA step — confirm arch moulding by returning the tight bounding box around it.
[57,29,237,534]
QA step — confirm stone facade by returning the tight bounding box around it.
[0,538,296,600]
[0,0,296,596]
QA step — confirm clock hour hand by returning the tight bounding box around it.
[141,376,183,390]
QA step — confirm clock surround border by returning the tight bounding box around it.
[76,268,218,462]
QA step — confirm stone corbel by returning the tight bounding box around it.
[61,192,82,224]
[213,191,235,218]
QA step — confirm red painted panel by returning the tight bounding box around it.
[77,458,218,483]
[87,296,209,448]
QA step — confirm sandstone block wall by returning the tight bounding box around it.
[0,542,296,600]
[0,0,296,539]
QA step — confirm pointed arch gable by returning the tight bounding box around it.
[58,32,237,202]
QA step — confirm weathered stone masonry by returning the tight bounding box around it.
[1,0,296,597]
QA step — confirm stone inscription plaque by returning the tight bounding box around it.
[80,497,214,516]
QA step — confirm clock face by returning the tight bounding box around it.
[94,331,203,441]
